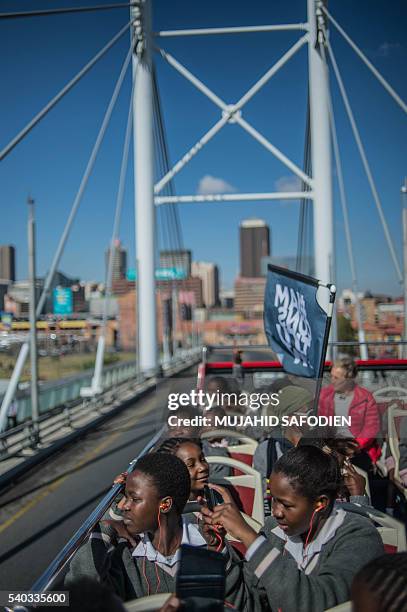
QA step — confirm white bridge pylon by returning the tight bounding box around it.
[0,0,404,429]
[132,0,334,372]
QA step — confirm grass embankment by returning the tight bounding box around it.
[0,352,137,382]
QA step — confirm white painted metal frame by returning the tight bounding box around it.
[132,0,158,373]
[154,35,312,200]
[307,0,334,290]
[155,191,314,205]
[151,3,335,291]
[155,23,309,37]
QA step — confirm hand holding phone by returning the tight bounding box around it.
[203,484,223,511]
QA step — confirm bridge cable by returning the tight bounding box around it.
[155,74,190,346]
[152,72,181,354]
[153,69,192,349]
[0,44,133,431]
[91,81,136,393]
[320,43,368,360]
[327,41,403,284]
[0,20,133,162]
[322,6,407,115]
[0,3,140,20]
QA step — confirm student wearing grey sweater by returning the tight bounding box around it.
[202,446,384,612]
[65,453,247,609]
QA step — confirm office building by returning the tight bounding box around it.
[240,219,270,277]
[160,250,191,277]
[234,277,267,317]
[0,245,16,282]
[191,261,219,307]
[105,240,127,282]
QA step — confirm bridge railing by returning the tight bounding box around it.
[30,427,166,594]
[0,347,202,461]
[0,358,138,425]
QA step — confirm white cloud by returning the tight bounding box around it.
[197,174,237,195]
[274,175,302,193]
[372,42,403,58]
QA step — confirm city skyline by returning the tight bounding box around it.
[1,1,406,296]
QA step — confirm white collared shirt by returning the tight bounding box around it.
[246,508,347,575]
[132,516,207,567]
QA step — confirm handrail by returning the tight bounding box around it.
[31,426,166,593]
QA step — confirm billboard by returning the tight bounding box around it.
[0,312,13,330]
[53,287,73,315]
[126,267,187,281]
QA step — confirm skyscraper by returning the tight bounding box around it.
[240,219,270,278]
[191,261,219,307]
[160,250,191,277]
[105,240,127,282]
[0,245,16,281]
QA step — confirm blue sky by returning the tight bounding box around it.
[0,0,406,295]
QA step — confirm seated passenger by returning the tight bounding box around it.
[318,356,381,463]
[157,438,210,500]
[253,385,313,514]
[299,435,370,505]
[65,453,245,608]
[351,552,407,612]
[387,414,407,489]
[202,445,384,612]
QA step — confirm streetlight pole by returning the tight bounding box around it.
[28,196,40,443]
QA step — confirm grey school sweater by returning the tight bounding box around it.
[243,508,384,612]
[65,514,248,610]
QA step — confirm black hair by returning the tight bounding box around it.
[133,452,191,514]
[157,437,202,455]
[273,445,342,507]
[298,428,360,457]
[353,553,407,612]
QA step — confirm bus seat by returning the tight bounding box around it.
[387,405,407,499]
[207,456,264,525]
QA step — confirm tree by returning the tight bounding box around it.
[337,314,357,356]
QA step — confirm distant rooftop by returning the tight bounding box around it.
[240,218,267,228]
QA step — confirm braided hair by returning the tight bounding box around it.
[273,445,343,510]
[157,437,202,455]
[353,552,407,612]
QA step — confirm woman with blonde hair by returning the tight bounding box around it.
[318,356,381,463]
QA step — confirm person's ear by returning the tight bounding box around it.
[159,497,173,513]
[314,496,329,512]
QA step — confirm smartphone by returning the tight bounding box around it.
[203,485,223,511]
[176,544,225,604]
